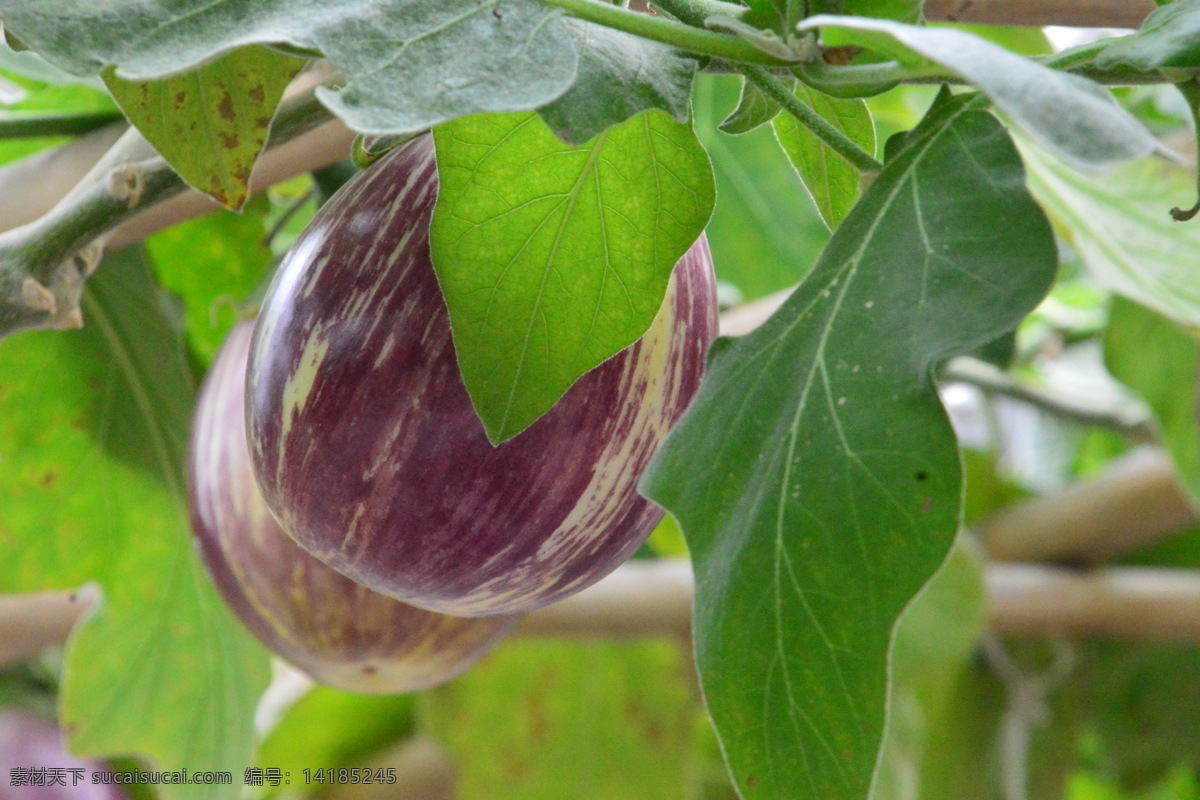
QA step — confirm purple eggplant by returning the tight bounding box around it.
[246,134,718,617]
[0,712,125,800]
[189,321,517,692]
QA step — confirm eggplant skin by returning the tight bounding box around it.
[189,321,517,693]
[0,712,126,800]
[247,134,718,617]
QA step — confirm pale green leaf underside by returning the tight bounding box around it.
[642,94,1056,799]
[1020,139,1200,328]
[1105,297,1200,504]
[431,110,714,443]
[773,83,875,229]
[538,19,698,147]
[1095,0,1200,70]
[0,250,269,800]
[801,15,1157,168]
[0,0,578,136]
[104,47,302,209]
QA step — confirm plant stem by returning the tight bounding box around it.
[1170,77,1200,222]
[742,65,883,172]
[0,111,124,139]
[650,0,882,170]
[0,88,334,340]
[537,0,796,65]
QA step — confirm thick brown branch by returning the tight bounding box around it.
[0,76,350,341]
[923,0,1155,29]
[981,446,1198,564]
[522,560,1200,643]
[9,560,1200,670]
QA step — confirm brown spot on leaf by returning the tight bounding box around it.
[248,85,265,103]
[921,497,933,515]
[174,91,187,108]
[255,116,271,130]
[747,777,758,789]
[218,93,235,121]
[42,472,57,486]
[218,131,240,150]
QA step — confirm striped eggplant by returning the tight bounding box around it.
[246,134,718,617]
[189,321,517,692]
[0,712,127,800]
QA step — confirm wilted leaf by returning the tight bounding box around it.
[104,47,303,209]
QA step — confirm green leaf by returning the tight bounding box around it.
[0,60,115,166]
[917,643,1084,800]
[104,47,303,209]
[425,640,699,800]
[257,687,415,797]
[538,20,698,147]
[694,75,830,301]
[641,94,1056,800]
[145,198,273,367]
[431,110,715,443]
[845,0,922,23]
[799,15,1158,168]
[1085,643,1200,790]
[1095,0,1200,70]
[0,248,270,800]
[773,84,875,229]
[0,0,578,136]
[719,77,789,135]
[1019,141,1200,327]
[1104,297,1200,502]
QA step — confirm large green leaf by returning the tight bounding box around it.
[538,20,698,147]
[0,0,578,136]
[425,640,699,800]
[1095,0,1200,70]
[694,75,829,301]
[104,47,303,209]
[0,248,270,800]
[145,198,273,367]
[1020,141,1200,327]
[773,84,875,229]
[1104,297,1200,503]
[431,110,714,443]
[641,93,1056,799]
[799,15,1157,168]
